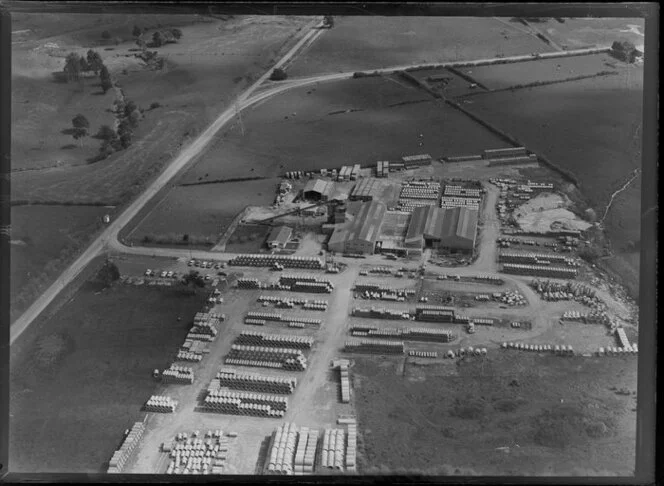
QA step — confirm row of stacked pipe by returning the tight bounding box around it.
[561,309,610,325]
[336,362,350,403]
[471,274,504,284]
[598,345,638,356]
[217,367,297,394]
[177,311,223,362]
[501,342,574,355]
[226,345,308,371]
[344,338,404,354]
[321,428,347,471]
[501,263,578,279]
[245,311,322,327]
[145,395,178,413]
[204,383,288,417]
[108,421,145,473]
[266,422,299,474]
[409,350,438,358]
[162,365,195,384]
[350,325,455,343]
[163,430,236,475]
[293,427,319,475]
[238,278,262,289]
[355,282,416,296]
[530,279,604,308]
[229,254,324,269]
[276,274,335,294]
[352,306,411,320]
[235,331,314,349]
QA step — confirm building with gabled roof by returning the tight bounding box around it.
[327,201,386,254]
[303,179,334,201]
[266,226,293,249]
[404,205,478,252]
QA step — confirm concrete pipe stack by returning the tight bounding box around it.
[292,427,318,475]
[338,364,351,403]
[176,350,203,362]
[237,278,262,289]
[344,338,404,355]
[166,433,231,475]
[224,358,283,369]
[303,300,329,311]
[501,263,578,279]
[321,428,346,471]
[229,255,324,270]
[409,350,438,358]
[352,307,411,320]
[227,344,305,361]
[246,311,283,322]
[287,317,322,326]
[162,365,195,384]
[206,389,288,410]
[245,318,266,326]
[346,424,357,473]
[235,331,314,349]
[288,322,305,329]
[217,368,297,394]
[291,281,334,293]
[369,266,393,274]
[203,399,286,418]
[108,421,145,473]
[145,395,177,413]
[267,423,299,474]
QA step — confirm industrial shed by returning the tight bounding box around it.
[327,201,386,254]
[404,205,478,252]
[266,226,293,249]
[303,179,334,201]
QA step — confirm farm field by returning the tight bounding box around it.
[224,223,271,254]
[126,178,279,247]
[463,68,642,293]
[9,205,108,321]
[11,15,312,202]
[353,353,637,476]
[459,53,618,90]
[9,282,205,473]
[287,17,555,77]
[181,75,512,185]
[536,18,645,51]
[407,67,483,98]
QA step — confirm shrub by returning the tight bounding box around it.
[269,68,288,81]
[149,101,161,110]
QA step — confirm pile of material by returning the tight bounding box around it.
[408,350,438,358]
[321,428,346,471]
[229,254,324,269]
[293,427,319,475]
[352,306,410,320]
[162,365,195,384]
[351,325,454,343]
[164,430,235,475]
[216,368,297,394]
[344,338,404,354]
[238,278,262,289]
[225,345,308,371]
[204,388,287,417]
[235,331,314,349]
[266,423,299,474]
[145,395,177,413]
[108,422,145,473]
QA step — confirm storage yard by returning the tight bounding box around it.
[9,13,645,479]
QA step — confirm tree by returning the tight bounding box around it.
[72,114,89,131]
[323,15,335,28]
[101,30,111,40]
[171,28,182,40]
[270,67,288,81]
[95,259,120,287]
[152,31,163,47]
[95,124,116,141]
[99,64,113,93]
[117,118,133,148]
[132,25,142,37]
[135,37,147,51]
[63,52,82,82]
[86,49,104,74]
[78,56,90,73]
[123,100,137,118]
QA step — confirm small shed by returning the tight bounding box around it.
[266,226,293,249]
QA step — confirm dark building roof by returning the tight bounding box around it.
[405,206,478,245]
[303,179,334,198]
[347,200,386,244]
[267,226,292,245]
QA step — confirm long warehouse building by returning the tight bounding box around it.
[327,201,386,254]
[404,205,478,252]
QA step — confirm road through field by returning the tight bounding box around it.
[9,18,326,345]
[10,43,611,345]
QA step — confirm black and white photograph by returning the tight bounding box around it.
[0,2,658,481]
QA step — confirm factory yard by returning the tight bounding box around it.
[8,12,646,480]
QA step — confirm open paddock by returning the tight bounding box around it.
[181,75,513,185]
[10,283,205,473]
[354,352,636,475]
[127,178,279,247]
[287,17,555,77]
[536,18,645,51]
[460,53,618,90]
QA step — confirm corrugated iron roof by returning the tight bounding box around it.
[267,226,292,244]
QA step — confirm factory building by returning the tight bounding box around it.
[350,178,382,202]
[303,179,334,201]
[327,201,386,254]
[404,205,478,252]
[266,226,293,249]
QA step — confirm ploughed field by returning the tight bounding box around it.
[287,17,555,77]
[353,352,637,476]
[9,205,108,322]
[9,282,204,473]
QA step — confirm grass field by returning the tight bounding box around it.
[181,75,512,185]
[460,53,618,90]
[10,205,109,321]
[353,353,637,476]
[287,17,555,77]
[536,18,645,50]
[127,179,279,246]
[225,223,271,253]
[9,282,205,473]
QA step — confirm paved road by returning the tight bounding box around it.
[9,19,326,345]
[10,41,611,345]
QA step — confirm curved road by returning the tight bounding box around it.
[10,41,612,344]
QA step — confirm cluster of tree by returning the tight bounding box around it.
[269,67,288,81]
[150,28,183,47]
[323,15,335,28]
[176,270,206,295]
[63,50,112,93]
[610,40,641,63]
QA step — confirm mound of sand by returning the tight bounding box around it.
[515,193,591,233]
